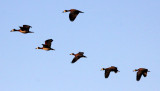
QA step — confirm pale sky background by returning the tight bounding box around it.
[0,0,160,91]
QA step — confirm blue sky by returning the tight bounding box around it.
[0,0,160,91]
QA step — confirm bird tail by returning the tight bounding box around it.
[83,56,87,58]
[51,48,55,50]
[29,31,34,33]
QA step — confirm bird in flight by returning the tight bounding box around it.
[63,9,84,21]
[70,52,86,63]
[133,68,150,81]
[11,25,33,34]
[101,66,120,78]
[36,39,55,51]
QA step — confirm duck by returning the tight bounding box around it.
[63,9,84,21]
[101,66,120,78]
[133,68,150,81]
[36,39,55,51]
[11,25,33,34]
[70,52,86,63]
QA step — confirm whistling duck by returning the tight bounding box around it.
[101,66,120,78]
[133,68,150,81]
[11,25,33,34]
[63,9,84,21]
[36,39,55,51]
[70,52,86,63]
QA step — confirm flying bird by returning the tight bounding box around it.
[63,9,84,21]
[101,66,120,78]
[11,25,33,34]
[36,39,55,51]
[70,52,86,63]
[133,68,150,81]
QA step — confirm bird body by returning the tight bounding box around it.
[11,25,33,34]
[70,52,86,63]
[63,9,84,21]
[101,66,119,78]
[133,68,150,81]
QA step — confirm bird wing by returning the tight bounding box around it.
[19,25,31,32]
[23,25,31,29]
[69,11,79,21]
[71,56,80,63]
[19,27,25,31]
[42,44,49,48]
[137,71,143,81]
[45,39,53,47]
[113,67,118,73]
[105,69,111,78]
[143,72,147,77]
[78,52,84,55]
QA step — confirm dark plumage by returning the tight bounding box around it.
[36,39,55,51]
[70,52,86,63]
[11,25,33,33]
[133,68,150,81]
[101,66,120,78]
[63,9,84,21]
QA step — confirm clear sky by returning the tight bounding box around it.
[0,0,160,91]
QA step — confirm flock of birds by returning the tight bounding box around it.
[10,9,150,81]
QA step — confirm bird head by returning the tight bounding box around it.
[63,10,69,13]
[70,53,75,55]
[36,47,41,49]
[100,68,105,71]
[133,69,138,72]
[10,29,15,32]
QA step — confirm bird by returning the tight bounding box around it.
[63,9,84,21]
[101,66,120,78]
[133,68,150,81]
[36,39,55,51]
[70,52,86,63]
[11,25,33,34]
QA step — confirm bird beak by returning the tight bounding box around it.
[118,71,120,72]
[148,71,150,72]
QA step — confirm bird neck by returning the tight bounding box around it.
[37,47,43,49]
[14,29,20,31]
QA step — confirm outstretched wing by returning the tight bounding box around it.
[78,52,84,55]
[69,11,79,21]
[105,69,111,78]
[112,67,118,73]
[143,72,147,77]
[71,56,80,63]
[137,71,143,81]
[23,25,32,29]
[19,27,25,31]
[19,25,32,32]
[45,39,53,47]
